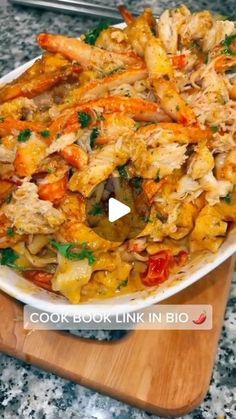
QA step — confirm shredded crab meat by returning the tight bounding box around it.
[2,181,65,234]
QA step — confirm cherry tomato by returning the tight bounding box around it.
[23,270,54,291]
[23,270,53,283]
[141,250,174,286]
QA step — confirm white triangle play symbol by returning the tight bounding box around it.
[108,197,131,222]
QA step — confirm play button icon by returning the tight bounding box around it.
[108,198,130,222]
[86,176,150,242]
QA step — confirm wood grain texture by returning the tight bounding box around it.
[0,257,234,417]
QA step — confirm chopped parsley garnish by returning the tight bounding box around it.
[190,41,200,50]
[6,194,12,204]
[176,105,180,111]
[155,169,161,182]
[211,125,219,133]
[117,164,128,178]
[47,167,56,174]
[222,48,236,56]
[90,127,100,149]
[78,111,92,128]
[84,21,109,45]
[221,35,236,56]
[50,240,96,265]
[135,122,142,130]
[6,227,14,237]
[224,193,231,204]
[106,66,125,76]
[132,176,143,192]
[222,34,236,47]
[143,215,152,223]
[117,278,128,290]
[40,129,50,138]
[0,248,19,268]
[88,202,103,216]
[17,128,32,142]
[0,116,5,122]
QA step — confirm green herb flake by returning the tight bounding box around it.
[211,125,219,133]
[224,193,231,204]
[143,215,152,223]
[222,34,236,47]
[0,248,19,268]
[40,129,50,138]
[88,202,103,216]
[117,164,128,178]
[6,194,12,204]
[0,116,5,122]
[132,176,143,192]
[17,128,32,142]
[106,66,125,76]
[117,278,128,290]
[78,111,92,128]
[135,122,142,130]
[222,48,236,56]
[47,167,56,174]
[155,169,161,182]
[190,41,200,50]
[204,54,209,64]
[176,105,180,112]
[90,127,100,149]
[6,227,14,237]
[50,240,96,265]
[84,21,109,45]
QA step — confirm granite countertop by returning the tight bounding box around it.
[0,1,235,418]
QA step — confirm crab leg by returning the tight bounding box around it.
[117,5,135,25]
[0,65,81,104]
[145,38,196,125]
[135,122,212,144]
[0,118,45,137]
[62,67,148,108]
[118,7,196,125]
[49,96,169,139]
[37,33,143,70]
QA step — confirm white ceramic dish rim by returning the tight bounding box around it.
[0,23,235,316]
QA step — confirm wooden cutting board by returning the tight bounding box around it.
[0,257,234,417]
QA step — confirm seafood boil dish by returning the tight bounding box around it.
[0,5,235,304]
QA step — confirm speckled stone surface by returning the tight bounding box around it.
[0,1,235,418]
